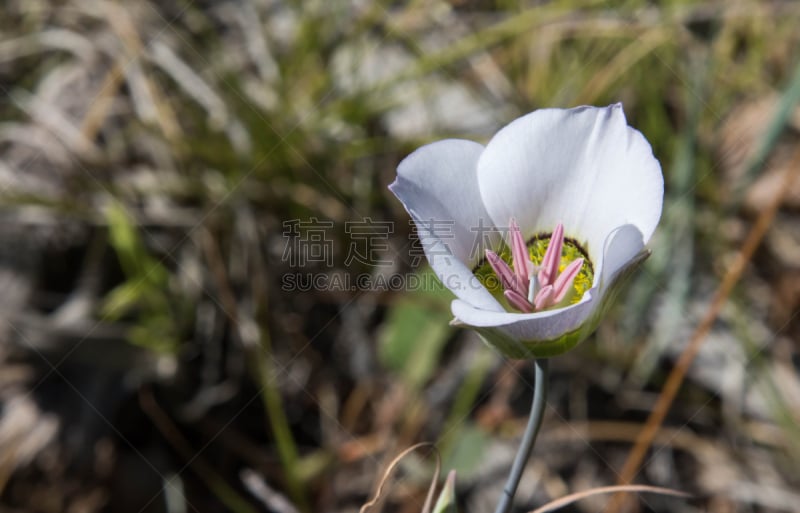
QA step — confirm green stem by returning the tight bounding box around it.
[493,358,550,513]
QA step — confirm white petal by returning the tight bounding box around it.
[476,104,663,259]
[597,223,645,289]
[391,139,494,267]
[451,292,595,341]
[390,139,503,311]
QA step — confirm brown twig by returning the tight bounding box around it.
[608,145,800,511]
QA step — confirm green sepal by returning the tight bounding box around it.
[466,250,650,359]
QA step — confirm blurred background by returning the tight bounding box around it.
[1,1,799,512]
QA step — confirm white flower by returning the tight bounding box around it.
[389,104,663,358]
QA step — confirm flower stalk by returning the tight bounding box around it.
[494,358,549,513]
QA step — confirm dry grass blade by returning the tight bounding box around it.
[609,144,800,510]
[79,61,125,141]
[527,484,690,513]
[359,442,441,513]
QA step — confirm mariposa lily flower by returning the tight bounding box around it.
[389,104,663,358]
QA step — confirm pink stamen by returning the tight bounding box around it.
[509,218,532,293]
[483,219,584,313]
[504,289,533,313]
[533,284,554,311]
[538,222,564,288]
[553,258,583,303]
[485,249,520,295]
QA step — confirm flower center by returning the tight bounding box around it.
[474,219,593,313]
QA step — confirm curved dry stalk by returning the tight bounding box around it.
[528,484,690,513]
[359,442,442,513]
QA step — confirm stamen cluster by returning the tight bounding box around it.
[485,219,584,313]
